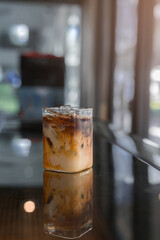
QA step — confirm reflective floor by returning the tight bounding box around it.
[0,123,160,240]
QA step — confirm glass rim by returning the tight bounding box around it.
[42,106,93,110]
[42,106,93,117]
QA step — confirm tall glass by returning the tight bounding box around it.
[42,106,93,172]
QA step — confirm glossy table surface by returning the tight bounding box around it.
[0,121,160,240]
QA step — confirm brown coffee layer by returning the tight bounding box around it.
[43,114,93,137]
[43,113,93,172]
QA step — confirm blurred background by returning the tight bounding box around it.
[0,2,160,239]
[0,0,160,145]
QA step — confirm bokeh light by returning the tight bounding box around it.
[24,201,35,213]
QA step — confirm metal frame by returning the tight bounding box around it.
[80,0,116,121]
[132,0,154,138]
[80,0,98,109]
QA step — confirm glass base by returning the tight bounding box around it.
[44,222,93,239]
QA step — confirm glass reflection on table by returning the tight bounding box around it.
[43,168,93,239]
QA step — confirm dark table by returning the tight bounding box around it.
[0,120,160,240]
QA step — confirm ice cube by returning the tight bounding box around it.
[60,105,71,109]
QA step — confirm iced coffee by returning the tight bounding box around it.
[43,168,93,238]
[42,106,93,172]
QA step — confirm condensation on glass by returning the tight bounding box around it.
[42,106,93,173]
